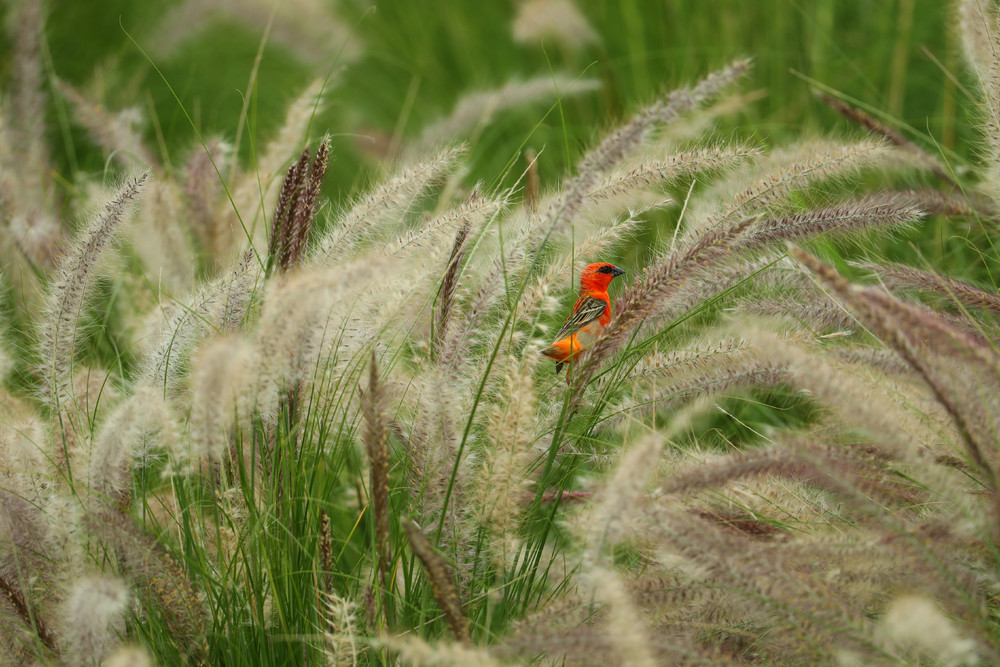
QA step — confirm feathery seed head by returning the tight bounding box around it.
[39,172,148,416]
[586,143,762,208]
[139,250,259,392]
[414,76,598,152]
[253,257,396,420]
[383,634,503,667]
[57,80,156,169]
[879,595,978,666]
[474,348,541,546]
[85,383,177,505]
[312,144,468,263]
[132,179,195,293]
[578,433,664,555]
[84,508,205,653]
[854,258,1000,316]
[188,337,256,462]
[0,393,48,502]
[228,78,328,251]
[582,567,657,667]
[150,0,361,66]
[103,646,154,667]
[789,247,1000,479]
[184,136,232,264]
[268,138,330,275]
[322,592,361,666]
[6,0,48,201]
[957,0,994,82]
[743,192,925,250]
[512,0,600,50]
[59,575,130,666]
[547,59,751,238]
[363,352,392,593]
[404,519,469,642]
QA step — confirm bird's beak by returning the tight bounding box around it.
[611,266,625,277]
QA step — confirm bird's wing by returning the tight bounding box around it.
[550,295,608,342]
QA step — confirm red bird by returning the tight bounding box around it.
[542,262,625,374]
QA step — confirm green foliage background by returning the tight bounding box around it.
[7,0,981,301]
[10,1,968,194]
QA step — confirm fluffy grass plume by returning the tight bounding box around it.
[4,1,1000,664]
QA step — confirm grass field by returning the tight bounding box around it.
[2,1,1000,665]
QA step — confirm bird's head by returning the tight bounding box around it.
[580,262,625,292]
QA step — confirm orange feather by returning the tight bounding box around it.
[543,262,624,373]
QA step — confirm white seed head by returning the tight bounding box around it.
[513,0,600,50]
[879,595,978,667]
[60,575,130,666]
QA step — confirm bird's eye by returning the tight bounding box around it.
[596,265,613,274]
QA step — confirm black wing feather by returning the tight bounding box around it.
[550,295,608,342]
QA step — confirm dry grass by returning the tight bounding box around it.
[2,1,1000,665]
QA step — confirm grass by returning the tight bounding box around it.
[2,0,1000,665]
[31,1,971,183]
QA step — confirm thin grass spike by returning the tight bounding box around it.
[404,520,469,643]
[363,353,392,602]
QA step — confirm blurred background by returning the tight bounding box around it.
[0,0,984,296]
[2,0,966,188]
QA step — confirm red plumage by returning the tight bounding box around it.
[542,262,624,374]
